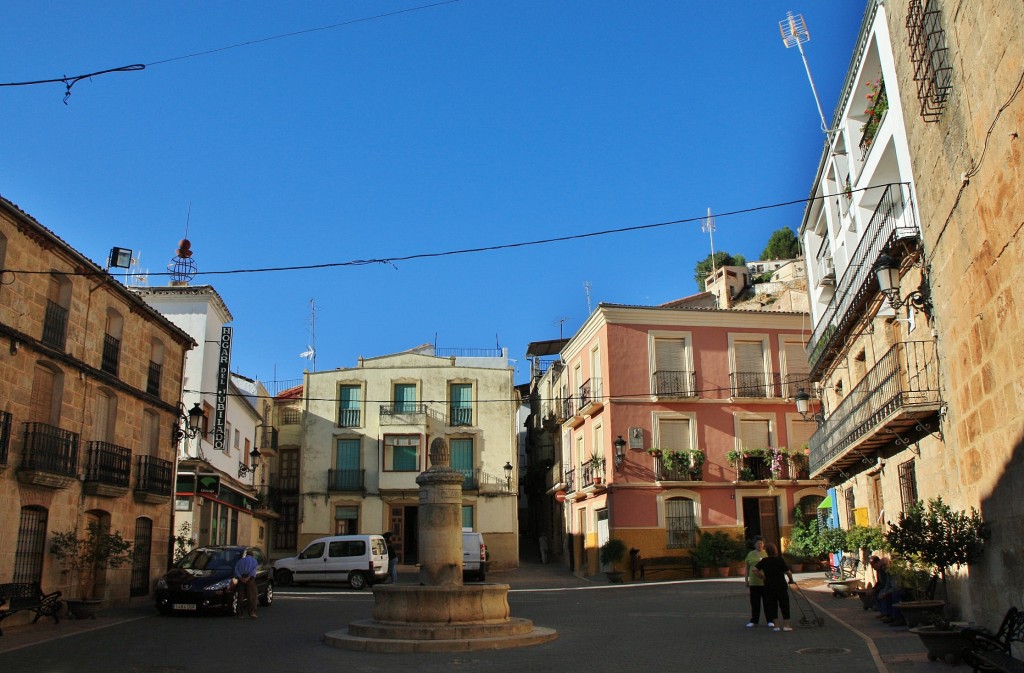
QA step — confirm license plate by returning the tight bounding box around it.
[173,603,197,611]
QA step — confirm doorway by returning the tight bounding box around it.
[390,506,419,564]
[742,496,780,548]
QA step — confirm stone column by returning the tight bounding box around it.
[415,438,465,587]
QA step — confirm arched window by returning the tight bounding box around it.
[130,517,153,597]
[42,273,72,350]
[101,308,123,376]
[29,361,64,425]
[14,506,48,583]
[666,497,697,548]
[93,388,117,442]
[146,338,164,397]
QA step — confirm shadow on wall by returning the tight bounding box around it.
[975,429,1024,624]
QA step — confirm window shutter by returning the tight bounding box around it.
[734,341,764,373]
[655,338,686,372]
[450,439,474,471]
[739,419,770,449]
[659,419,691,451]
[336,438,360,470]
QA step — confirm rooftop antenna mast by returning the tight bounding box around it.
[702,208,719,302]
[584,281,593,314]
[779,11,830,135]
[299,298,317,372]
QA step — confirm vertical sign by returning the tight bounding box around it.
[213,326,232,452]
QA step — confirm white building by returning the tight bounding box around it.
[299,345,520,569]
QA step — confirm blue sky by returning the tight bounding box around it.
[1,1,864,387]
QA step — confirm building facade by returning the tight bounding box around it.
[298,346,520,569]
[530,304,825,577]
[0,196,193,621]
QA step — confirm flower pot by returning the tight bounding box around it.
[896,600,946,628]
[910,625,975,664]
[717,566,731,577]
[789,563,804,573]
[699,567,712,578]
[66,598,103,620]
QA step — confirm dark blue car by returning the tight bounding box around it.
[155,545,273,615]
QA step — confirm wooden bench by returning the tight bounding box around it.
[635,555,695,580]
[964,607,1024,673]
[0,582,63,636]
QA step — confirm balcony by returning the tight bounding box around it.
[449,406,473,427]
[564,467,576,493]
[806,183,920,375]
[577,378,603,416]
[338,408,361,428]
[0,410,11,465]
[18,422,79,487]
[652,370,696,398]
[380,404,429,426]
[809,340,941,478]
[134,455,173,501]
[41,300,68,350]
[146,361,162,397]
[270,473,299,493]
[560,397,577,426]
[815,246,836,288]
[260,426,279,451]
[83,441,131,495]
[730,372,781,398]
[327,468,364,492]
[781,373,815,400]
[859,82,888,160]
[654,458,703,482]
[101,333,121,376]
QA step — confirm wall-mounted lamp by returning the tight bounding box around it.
[503,461,514,489]
[873,253,932,316]
[171,402,207,444]
[613,435,627,470]
[794,388,826,425]
[9,338,20,355]
[237,447,262,478]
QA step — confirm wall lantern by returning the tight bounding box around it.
[171,402,206,444]
[237,447,262,478]
[503,461,514,488]
[794,388,826,425]
[872,253,932,316]
[613,435,627,470]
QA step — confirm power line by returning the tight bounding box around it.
[2,185,894,279]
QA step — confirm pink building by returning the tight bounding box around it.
[531,303,827,578]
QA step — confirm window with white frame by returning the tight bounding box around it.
[338,384,362,427]
[384,434,420,472]
[781,339,810,398]
[731,337,770,397]
[652,336,694,396]
[738,417,773,479]
[449,383,473,426]
[666,497,697,548]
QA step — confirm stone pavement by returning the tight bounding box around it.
[0,562,966,671]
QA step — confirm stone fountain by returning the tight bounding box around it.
[324,437,557,652]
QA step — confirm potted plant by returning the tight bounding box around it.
[599,538,627,583]
[694,530,738,577]
[589,452,605,485]
[49,520,134,618]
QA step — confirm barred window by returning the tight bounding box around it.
[130,517,153,597]
[14,507,48,583]
[898,460,919,513]
[666,497,697,549]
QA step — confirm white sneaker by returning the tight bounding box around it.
[773,627,782,632]
[745,622,755,628]
[782,627,794,632]
[767,622,775,628]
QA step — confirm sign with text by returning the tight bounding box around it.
[195,474,221,496]
[213,326,232,452]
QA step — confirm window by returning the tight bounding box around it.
[384,435,420,471]
[666,498,697,548]
[781,339,810,398]
[233,428,240,451]
[653,336,694,396]
[14,507,48,583]
[450,438,475,488]
[394,383,417,413]
[898,459,919,513]
[130,517,153,597]
[147,339,164,397]
[907,0,952,121]
[658,418,692,452]
[329,539,366,557]
[798,495,824,521]
[281,407,301,425]
[732,338,770,397]
[276,502,298,549]
[331,438,361,490]
[338,385,362,427]
[42,273,71,350]
[334,506,358,535]
[449,383,473,426]
[101,308,123,377]
[29,362,63,425]
[461,505,474,530]
[93,389,117,442]
[738,418,771,449]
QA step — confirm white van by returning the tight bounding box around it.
[273,534,388,590]
[462,530,487,581]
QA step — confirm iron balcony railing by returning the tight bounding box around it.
[564,467,575,493]
[380,403,428,424]
[655,458,703,482]
[561,396,576,421]
[135,455,173,496]
[806,183,919,374]
[730,371,782,398]
[433,347,504,358]
[782,372,814,400]
[260,426,279,451]
[42,300,69,350]
[21,422,79,477]
[449,406,473,427]
[270,473,299,493]
[146,361,162,396]
[454,467,480,490]
[809,341,941,475]
[0,410,11,465]
[652,370,697,397]
[327,468,364,491]
[101,333,121,376]
[578,378,603,411]
[84,441,132,488]
[338,408,360,427]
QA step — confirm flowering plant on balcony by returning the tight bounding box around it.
[860,78,888,148]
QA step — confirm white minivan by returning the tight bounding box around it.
[273,534,388,590]
[462,529,488,581]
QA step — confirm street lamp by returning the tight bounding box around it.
[171,402,206,444]
[237,447,262,479]
[503,461,514,489]
[794,389,826,425]
[873,253,932,316]
[613,435,627,471]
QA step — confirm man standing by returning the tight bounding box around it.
[233,548,259,618]
[383,532,398,584]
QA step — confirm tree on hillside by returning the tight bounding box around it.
[760,227,801,260]
[694,251,746,292]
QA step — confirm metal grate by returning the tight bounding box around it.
[21,422,79,476]
[41,300,69,350]
[14,507,48,584]
[0,410,11,465]
[898,459,919,512]
[146,361,162,397]
[135,455,173,496]
[101,333,121,376]
[130,517,152,597]
[666,498,697,548]
[85,441,132,487]
[907,0,952,121]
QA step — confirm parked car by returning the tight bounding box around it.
[155,545,273,615]
[273,534,388,589]
[462,530,488,581]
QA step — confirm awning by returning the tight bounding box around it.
[818,495,833,509]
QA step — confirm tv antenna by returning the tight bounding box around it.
[779,11,830,135]
[299,298,317,371]
[584,281,593,314]
[554,317,568,340]
[702,208,718,293]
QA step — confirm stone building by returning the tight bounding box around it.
[0,195,193,622]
